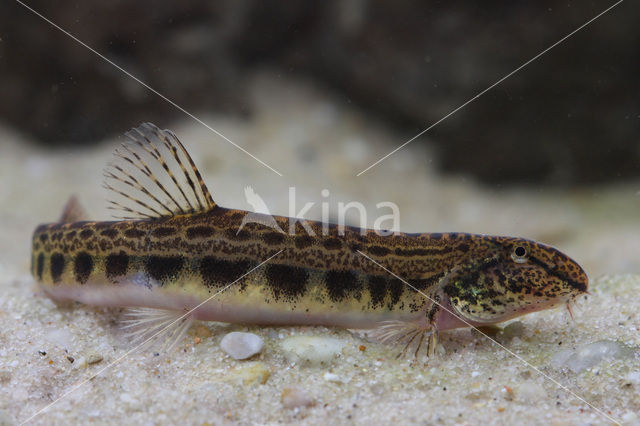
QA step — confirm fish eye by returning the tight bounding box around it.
[511,246,528,263]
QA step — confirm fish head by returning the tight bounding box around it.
[442,236,588,325]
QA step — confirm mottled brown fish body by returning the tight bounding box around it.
[31,203,588,329]
[30,207,476,325]
[30,123,588,336]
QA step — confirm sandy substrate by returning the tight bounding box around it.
[1,73,639,425]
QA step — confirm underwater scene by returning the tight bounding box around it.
[1,2,639,425]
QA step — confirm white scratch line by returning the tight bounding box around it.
[357,250,620,425]
[356,0,625,176]
[20,250,283,425]
[15,0,283,177]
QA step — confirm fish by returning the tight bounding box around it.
[30,122,589,356]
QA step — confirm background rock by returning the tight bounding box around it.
[1,1,638,184]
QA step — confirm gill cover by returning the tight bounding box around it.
[441,254,514,324]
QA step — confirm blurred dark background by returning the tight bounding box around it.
[1,0,638,185]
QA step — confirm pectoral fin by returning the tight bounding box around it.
[120,307,194,352]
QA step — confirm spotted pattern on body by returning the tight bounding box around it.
[31,123,588,349]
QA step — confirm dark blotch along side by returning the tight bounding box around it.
[74,252,94,284]
[50,253,65,283]
[36,252,44,281]
[387,278,405,308]
[199,257,251,288]
[367,275,387,308]
[265,264,309,302]
[145,256,184,284]
[325,270,361,302]
[105,252,130,281]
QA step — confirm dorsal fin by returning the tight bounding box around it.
[104,123,216,220]
[59,195,88,222]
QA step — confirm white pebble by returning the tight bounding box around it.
[471,371,480,377]
[86,352,104,365]
[280,336,345,365]
[550,340,631,373]
[323,372,348,383]
[220,332,264,360]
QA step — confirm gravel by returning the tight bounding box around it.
[550,340,634,373]
[280,336,346,365]
[220,332,264,360]
[1,74,639,425]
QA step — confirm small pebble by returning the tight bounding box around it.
[281,386,315,409]
[502,385,514,401]
[281,336,345,365]
[220,332,264,360]
[86,352,104,365]
[465,390,489,401]
[550,340,632,373]
[234,362,271,385]
[195,325,212,338]
[323,372,348,383]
